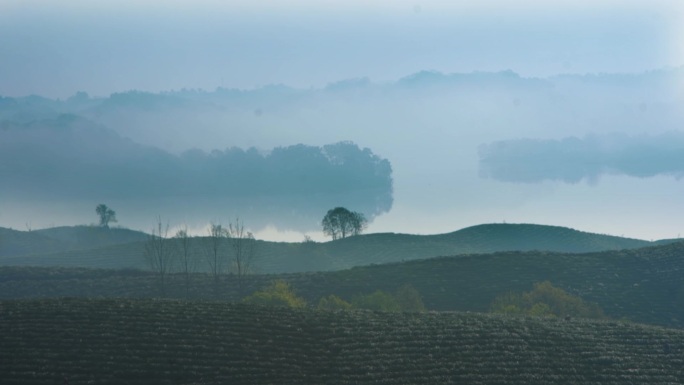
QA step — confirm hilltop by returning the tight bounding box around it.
[0,225,147,258]
[1,298,684,384]
[0,223,667,273]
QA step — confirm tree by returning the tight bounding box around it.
[227,218,257,297]
[204,222,227,293]
[95,204,117,228]
[144,216,173,296]
[175,226,196,298]
[321,207,367,240]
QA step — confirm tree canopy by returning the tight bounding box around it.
[321,207,367,240]
[95,204,117,228]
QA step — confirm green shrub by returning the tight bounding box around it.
[491,281,605,319]
[352,290,401,312]
[395,284,426,312]
[317,294,352,310]
[243,280,306,308]
[490,292,524,315]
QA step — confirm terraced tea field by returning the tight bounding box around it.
[2,298,684,384]
[3,241,684,328]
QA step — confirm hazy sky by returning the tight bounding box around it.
[1,0,682,98]
[2,0,684,242]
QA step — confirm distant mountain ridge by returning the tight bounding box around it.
[0,223,676,273]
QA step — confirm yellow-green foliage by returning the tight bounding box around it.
[318,294,352,310]
[395,284,426,312]
[320,285,426,313]
[243,280,306,308]
[491,281,604,319]
[351,290,402,312]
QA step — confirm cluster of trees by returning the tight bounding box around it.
[243,281,426,313]
[142,217,257,298]
[3,119,394,215]
[96,202,372,298]
[490,281,605,319]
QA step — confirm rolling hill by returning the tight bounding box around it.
[2,298,684,384]
[2,240,684,328]
[0,223,669,273]
[0,225,148,258]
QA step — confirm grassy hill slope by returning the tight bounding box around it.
[2,241,684,328]
[33,225,148,250]
[0,226,148,258]
[2,298,684,385]
[0,223,667,273]
[0,227,69,257]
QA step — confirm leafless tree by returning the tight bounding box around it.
[204,222,227,293]
[227,218,257,297]
[144,216,173,296]
[174,225,197,298]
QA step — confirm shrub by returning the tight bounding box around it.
[352,290,401,312]
[318,294,352,310]
[243,280,307,308]
[491,281,605,319]
[395,284,426,312]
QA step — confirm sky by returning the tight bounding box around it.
[1,0,682,98]
[1,0,684,242]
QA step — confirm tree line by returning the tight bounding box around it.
[142,217,257,298]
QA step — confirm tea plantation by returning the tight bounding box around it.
[3,241,684,328]
[2,298,684,384]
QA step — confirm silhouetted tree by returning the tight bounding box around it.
[174,226,196,298]
[204,223,227,293]
[144,216,173,296]
[95,204,117,228]
[228,218,257,297]
[321,207,367,240]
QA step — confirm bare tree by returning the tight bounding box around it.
[144,216,173,296]
[175,225,196,298]
[227,218,257,297]
[204,222,227,293]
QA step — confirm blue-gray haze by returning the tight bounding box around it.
[1,1,683,241]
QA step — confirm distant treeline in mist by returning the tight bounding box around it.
[479,132,684,183]
[0,115,393,214]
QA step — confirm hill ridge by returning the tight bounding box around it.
[1,223,674,273]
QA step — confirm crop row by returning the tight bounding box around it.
[2,299,684,384]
